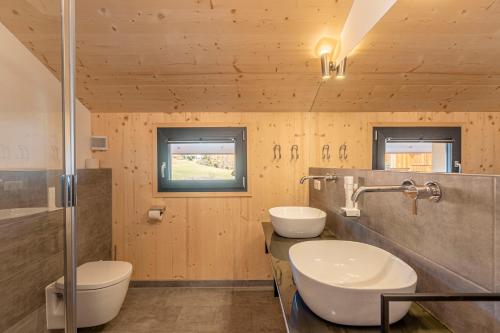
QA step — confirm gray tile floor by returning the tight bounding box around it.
[79,287,286,333]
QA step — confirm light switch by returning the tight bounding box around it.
[313,179,321,190]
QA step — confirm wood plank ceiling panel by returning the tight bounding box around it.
[0,0,353,112]
[313,0,500,112]
[1,0,499,113]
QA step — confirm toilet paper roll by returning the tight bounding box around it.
[148,210,163,221]
[85,158,100,169]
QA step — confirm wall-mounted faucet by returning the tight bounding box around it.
[351,179,442,215]
[299,174,336,184]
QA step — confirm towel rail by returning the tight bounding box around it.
[380,292,500,332]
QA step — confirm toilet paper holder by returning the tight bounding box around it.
[148,206,166,222]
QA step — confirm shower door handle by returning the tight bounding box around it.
[61,174,77,207]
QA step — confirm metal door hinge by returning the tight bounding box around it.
[243,176,246,189]
[374,130,378,141]
[242,129,246,141]
[61,174,77,207]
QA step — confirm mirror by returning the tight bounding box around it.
[310,0,500,176]
[372,127,462,173]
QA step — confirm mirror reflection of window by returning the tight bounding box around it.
[373,127,461,173]
[384,142,449,173]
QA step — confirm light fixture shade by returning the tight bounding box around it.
[320,53,331,80]
[336,57,347,78]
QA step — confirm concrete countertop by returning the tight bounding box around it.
[261,222,450,333]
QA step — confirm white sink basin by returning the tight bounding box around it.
[289,240,417,326]
[269,206,326,238]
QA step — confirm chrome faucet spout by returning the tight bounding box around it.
[299,174,336,184]
[351,185,406,203]
[350,179,442,215]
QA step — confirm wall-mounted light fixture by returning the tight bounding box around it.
[315,37,347,80]
[316,37,336,80]
[320,54,347,80]
[335,57,347,79]
[320,53,335,80]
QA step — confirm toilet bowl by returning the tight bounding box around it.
[46,260,133,329]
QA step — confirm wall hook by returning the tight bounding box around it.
[322,144,331,160]
[291,145,299,160]
[338,143,347,160]
[273,144,282,160]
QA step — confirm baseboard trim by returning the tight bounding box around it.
[130,280,274,289]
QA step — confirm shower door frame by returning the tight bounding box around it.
[61,0,77,331]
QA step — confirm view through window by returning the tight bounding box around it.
[169,142,236,180]
[157,127,247,192]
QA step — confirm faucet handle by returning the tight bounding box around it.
[401,179,442,215]
[424,181,442,202]
[403,180,442,215]
[402,179,418,200]
[402,179,417,188]
[402,180,419,215]
[411,197,418,215]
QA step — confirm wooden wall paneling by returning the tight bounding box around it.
[153,112,191,279]
[460,112,496,174]
[93,111,500,281]
[243,112,287,279]
[179,114,232,279]
[125,114,156,279]
[290,112,307,201]
[153,196,188,279]
[243,112,277,278]
[315,111,330,168]
[345,112,372,169]
[309,111,371,169]
[248,112,309,278]
[191,113,250,279]
[187,198,241,279]
[91,113,125,261]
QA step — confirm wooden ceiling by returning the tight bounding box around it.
[0,0,351,113]
[0,0,499,113]
[314,0,500,112]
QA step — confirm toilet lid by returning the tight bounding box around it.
[56,261,133,291]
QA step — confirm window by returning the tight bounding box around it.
[157,127,247,192]
[372,127,461,173]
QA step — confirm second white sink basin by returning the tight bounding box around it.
[269,206,326,238]
[289,240,417,326]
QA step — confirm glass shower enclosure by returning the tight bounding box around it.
[0,0,78,331]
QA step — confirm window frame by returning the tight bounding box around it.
[154,125,249,197]
[372,126,462,173]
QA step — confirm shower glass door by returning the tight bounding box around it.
[0,0,77,331]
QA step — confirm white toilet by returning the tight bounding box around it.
[46,260,133,329]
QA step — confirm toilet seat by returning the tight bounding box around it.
[55,261,133,291]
